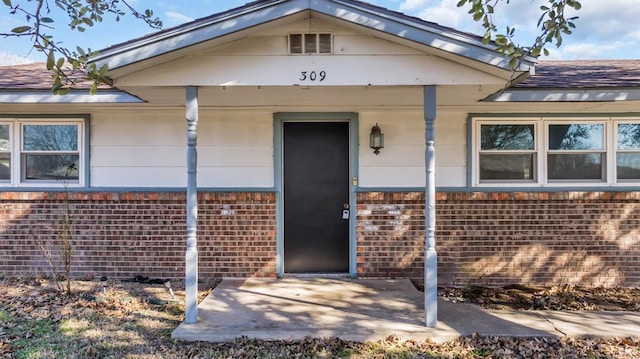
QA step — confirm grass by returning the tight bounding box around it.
[1,278,639,358]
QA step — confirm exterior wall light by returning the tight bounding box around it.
[369,123,384,155]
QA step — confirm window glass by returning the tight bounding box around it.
[480,154,534,180]
[548,153,604,180]
[548,124,604,150]
[0,153,9,180]
[617,124,640,150]
[0,125,9,181]
[23,125,78,151]
[0,124,9,151]
[481,124,534,150]
[617,153,640,180]
[24,154,79,181]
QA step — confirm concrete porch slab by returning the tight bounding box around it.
[171,278,556,343]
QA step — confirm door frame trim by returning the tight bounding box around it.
[274,112,359,277]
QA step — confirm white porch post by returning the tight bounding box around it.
[424,85,438,327]
[185,86,199,324]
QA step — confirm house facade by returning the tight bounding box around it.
[1,0,639,291]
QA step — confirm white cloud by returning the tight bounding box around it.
[399,0,430,12]
[567,0,640,42]
[545,40,633,60]
[399,0,482,32]
[0,52,36,66]
[164,11,194,26]
[391,0,640,60]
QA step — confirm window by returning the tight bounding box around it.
[616,123,640,181]
[289,33,332,54]
[479,123,536,181]
[0,124,10,181]
[473,117,640,186]
[547,123,605,180]
[0,119,84,187]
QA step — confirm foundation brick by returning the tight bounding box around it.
[0,192,277,280]
[357,191,640,287]
[2,190,639,287]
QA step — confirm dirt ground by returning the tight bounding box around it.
[435,284,640,311]
[1,277,639,358]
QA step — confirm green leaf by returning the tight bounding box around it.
[99,63,109,76]
[90,82,98,95]
[40,17,54,23]
[2,0,11,7]
[55,87,71,96]
[56,57,65,69]
[46,51,55,71]
[495,36,508,46]
[11,26,32,34]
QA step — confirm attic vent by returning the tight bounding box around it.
[289,33,332,54]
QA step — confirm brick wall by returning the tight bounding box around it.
[357,191,640,287]
[2,190,639,287]
[0,192,277,280]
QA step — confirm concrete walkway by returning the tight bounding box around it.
[172,278,640,343]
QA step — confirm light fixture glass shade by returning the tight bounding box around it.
[370,124,384,155]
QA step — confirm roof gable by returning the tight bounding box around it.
[91,0,532,76]
[114,16,508,88]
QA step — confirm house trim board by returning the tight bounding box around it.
[0,91,144,104]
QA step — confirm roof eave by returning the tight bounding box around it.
[484,87,640,102]
[90,0,532,74]
[0,90,145,104]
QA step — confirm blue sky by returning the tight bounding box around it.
[2,0,639,65]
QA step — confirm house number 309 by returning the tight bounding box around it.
[299,71,327,82]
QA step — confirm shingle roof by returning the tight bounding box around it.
[0,62,102,90]
[516,60,640,89]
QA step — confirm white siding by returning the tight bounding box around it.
[90,110,274,188]
[115,18,504,88]
[358,110,468,188]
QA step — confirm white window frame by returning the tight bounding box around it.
[543,119,608,185]
[0,122,12,184]
[0,118,84,187]
[473,117,640,187]
[613,118,640,183]
[475,119,539,186]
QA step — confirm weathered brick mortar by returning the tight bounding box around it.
[0,192,277,280]
[2,190,639,287]
[357,191,640,287]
